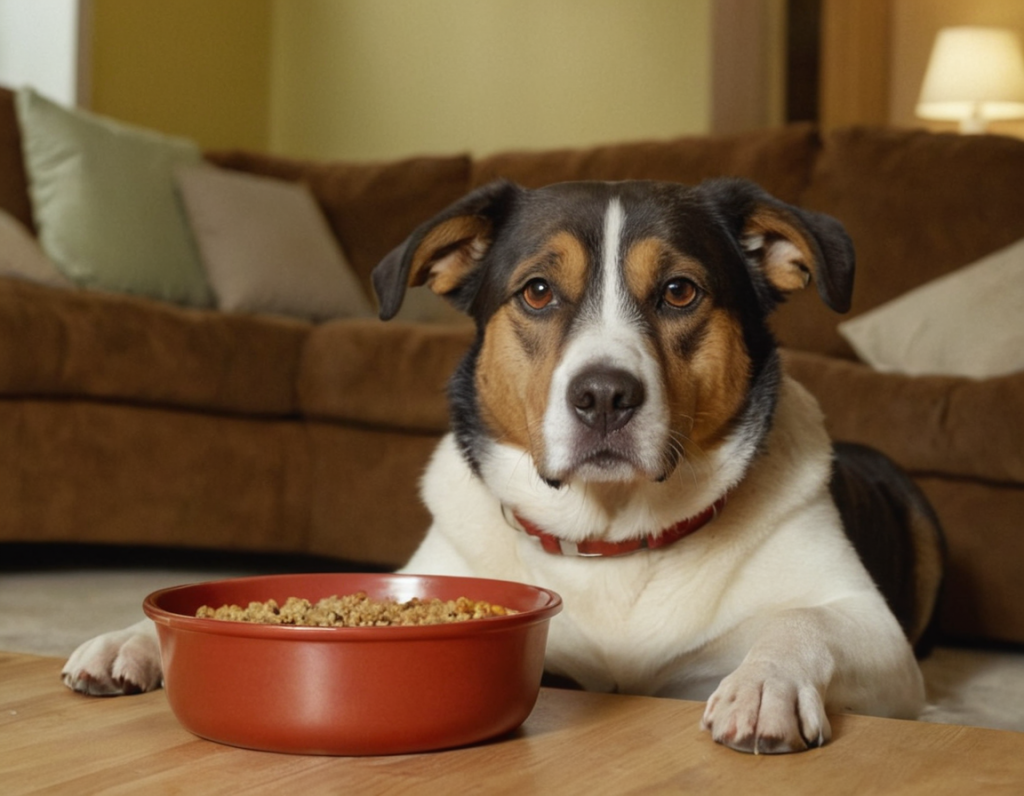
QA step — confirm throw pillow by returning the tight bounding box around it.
[176,165,373,321]
[838,236,1024,379]
[0,209,74,289]
[15,88,212,306]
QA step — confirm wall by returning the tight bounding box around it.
[888,0,1024,138]
[819,0,892,131]
[63,1,1024,161]
[82,0,712,160]
[268,0,711,160]
[88,0,273,151]
[0,0,81,105]
[711,0,787,135]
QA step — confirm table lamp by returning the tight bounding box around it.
[916,26,1024,133]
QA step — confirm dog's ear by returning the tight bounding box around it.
[372,181,521,320]
[703,178,855,313]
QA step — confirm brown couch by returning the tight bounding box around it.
[1,87,1022,647]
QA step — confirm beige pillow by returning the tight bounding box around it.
[838,237,1024,379]
[0,209,75,289]
[177,165,373,322]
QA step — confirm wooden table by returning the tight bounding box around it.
[2,652,1022,794]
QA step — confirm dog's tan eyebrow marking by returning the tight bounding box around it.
[623,238,706,302]
[509,231,590,304]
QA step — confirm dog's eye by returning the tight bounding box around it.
[522,278,555,310]
[662,278,699,309]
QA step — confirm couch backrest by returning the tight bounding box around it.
[5,84,1023,359]
[470,124,820,206]
[778,126,1024,357]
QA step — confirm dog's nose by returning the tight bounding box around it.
[569,366,645,433]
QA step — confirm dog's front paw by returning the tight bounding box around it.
[62,620,162,697]
[701,662,831,754]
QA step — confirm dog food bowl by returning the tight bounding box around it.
[143,572,561,756]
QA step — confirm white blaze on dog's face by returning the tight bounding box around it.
[373,179,853,526]
[539,199,669,483]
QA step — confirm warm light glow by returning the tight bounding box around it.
[916,26,1024,133]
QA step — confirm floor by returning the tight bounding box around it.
[2,558,1023,734]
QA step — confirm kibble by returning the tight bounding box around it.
[195,591,517,627]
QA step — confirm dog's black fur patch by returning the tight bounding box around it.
[830,442,946,653]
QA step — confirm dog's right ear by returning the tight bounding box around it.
[372,181,521,320]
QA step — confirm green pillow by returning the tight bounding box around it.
[15,88,213,306]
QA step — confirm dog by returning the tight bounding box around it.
[64,177,944,755]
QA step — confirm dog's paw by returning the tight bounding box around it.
[701,662,831,754]
[62,621,162,697]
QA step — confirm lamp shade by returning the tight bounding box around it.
[916,26,1024,130]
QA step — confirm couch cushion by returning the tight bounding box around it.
[176,165,373,322]
[0,279,308,416]
[786,127,1024,357]
[298,319,474,432]
[205,150,472,305]
[0,87,34,232]
[15,88,213,307]
[783,348,1024,485]
[471,123,820,205]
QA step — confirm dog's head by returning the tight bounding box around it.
[374,178,853,498]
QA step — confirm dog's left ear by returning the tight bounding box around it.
[704,178,855,313]
[372,180,521,320]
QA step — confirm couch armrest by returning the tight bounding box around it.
[782,348,1024,485]
[299,319,475,433]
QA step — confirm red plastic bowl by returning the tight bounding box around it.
[143,573,562,755]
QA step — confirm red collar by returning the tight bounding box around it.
[506,494,727,557]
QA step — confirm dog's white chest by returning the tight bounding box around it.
[537,563,718,695]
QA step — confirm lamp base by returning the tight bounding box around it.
[958,114,988,134]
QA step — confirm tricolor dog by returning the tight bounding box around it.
[64,178,944,754]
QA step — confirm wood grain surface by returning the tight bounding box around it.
[2,652,1022,794]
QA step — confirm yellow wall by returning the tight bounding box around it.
[269,0,712,160]
[88,0,273,151]
[87,0,711,160]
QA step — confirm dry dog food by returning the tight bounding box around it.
[195,591,517,627]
